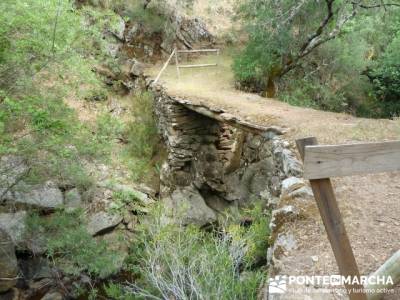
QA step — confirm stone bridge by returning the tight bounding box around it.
[152,87,303,226]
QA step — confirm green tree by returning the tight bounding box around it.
[233,0,400,97]
[367,17,400,117]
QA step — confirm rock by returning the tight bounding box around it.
[87,212,123,236]
[129,59,144,77]
[272,138,303,177]
[5,181,63,209]
[288,186,313,199]
[268,232,297,263]
[105,43,121,58]
[125,23,140,43]
[164,186,217,226]
[281,149,303,177]
[0,229,18,293]
[248,159,274,196]
[204,195,238,215]
[281,177,305,196]
[270,205,299,232]
[64,188,82,210]
[109,15,125,41]
[0,288,19,300]
[40,291,63,300]
[0,156,29,192]
[0,211,46,254]
[0,211,27,245]
[178,17,213,44]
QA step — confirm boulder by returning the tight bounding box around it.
[4,181,63,209]
[0,211,27,245]
[164,186,217,226]
[0,229,18,293]
[0,211,46,254]
[87,212,123,236]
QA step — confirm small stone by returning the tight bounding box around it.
[311,256,319,263]
[270,205,299,231]
[281,177,305,196]
[129,59,144,77]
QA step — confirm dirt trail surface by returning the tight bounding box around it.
[146,54,400,299]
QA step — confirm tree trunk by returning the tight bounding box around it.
[266,76,276,98]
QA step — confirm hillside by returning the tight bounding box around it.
[1,1,400,300]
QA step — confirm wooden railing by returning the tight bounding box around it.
[153,48,220,84]
[296,137,400,300]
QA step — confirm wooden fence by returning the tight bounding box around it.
[153,48,220,84]
[296,137,400,300]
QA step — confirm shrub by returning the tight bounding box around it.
[25,209,122,278]
[124,92,161,180]
[106,205,269,300]
[0,93,100,189]
[369,33,400,117]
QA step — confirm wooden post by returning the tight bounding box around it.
[296,137,367,300]
[174,47,180,79]
[153,49,176,85]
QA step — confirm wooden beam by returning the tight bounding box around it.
[177,49,220,53]
[303,141,400,179]
[296,137,367,300]
[366,250,400,300]
[153,49,176,85]
[178,63,217,68]
[174,48,180,79]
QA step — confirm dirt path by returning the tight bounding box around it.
[146,54,400,298]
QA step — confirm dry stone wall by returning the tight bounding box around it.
[153,88,306,231]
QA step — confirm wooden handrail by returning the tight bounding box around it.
[177,49,220,53]
[153,49,176,85]
[178,63,217,68]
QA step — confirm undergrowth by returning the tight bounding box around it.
[25,209,122,278]
[104,203,270,300]
[123,91,161,181]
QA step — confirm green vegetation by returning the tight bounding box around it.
[233,0,400,118]
[25,210,122,278]
[105,204,270,300]
[0,0,125,189]
[124,91,161,181]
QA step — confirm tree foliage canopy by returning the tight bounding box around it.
[233,0,400,117]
